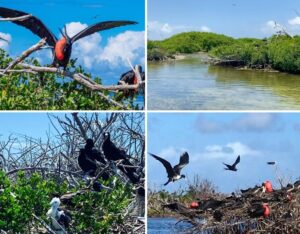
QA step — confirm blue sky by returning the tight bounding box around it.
[0,113,65,140]
[148,0,300,39]
[148,113,300,194]
[0,0,145,85]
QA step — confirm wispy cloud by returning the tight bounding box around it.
[0,32,11,51]
[148,20,211,40]
[154,146,188,160]
[288,16,300,26]
[64,22,144,71]
[261,17,300,36]
[191,141,262,161]
[195,113,283,133]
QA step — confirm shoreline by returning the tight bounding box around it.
[149,52,286,74]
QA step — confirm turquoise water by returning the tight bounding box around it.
[148,54,300,110]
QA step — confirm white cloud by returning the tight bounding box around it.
[200,26,211,32]
[0,32,11,50]
[261,18,300,37]
[199,141,262,160]
[99,30,145,67]
[148,20,211,40]
[261,20,277,35]
[65,22,103,69]
[64,22,144,70]
[288,16,300,26]
[156,146,187,160]
[195,113,282,133]
[234,113,280,132]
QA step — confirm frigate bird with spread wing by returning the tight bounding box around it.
[223,155,240,171]
[149,152,189,186]
[0,7,136,69]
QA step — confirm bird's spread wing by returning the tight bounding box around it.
[0,7,57,46]
[233,155,240,167]
[174,152,189,174]
[71,21,137,43]
[149,153,174,177]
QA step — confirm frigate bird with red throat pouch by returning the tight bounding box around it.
[0,7,137,69]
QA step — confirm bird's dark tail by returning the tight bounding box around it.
[223,163,230,170]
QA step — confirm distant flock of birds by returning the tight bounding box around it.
[47,132,142,233]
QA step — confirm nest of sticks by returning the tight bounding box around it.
[163,181,300,233]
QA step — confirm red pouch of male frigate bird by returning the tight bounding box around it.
[264,181,273,193]
[190,201,199,209]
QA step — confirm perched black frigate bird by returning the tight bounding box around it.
[248,203,270,218]
[0,7,136,69]
[223,155,240,171]
[102,132,140,184]
[118,65,145,96]
[78,138,109,180]
[149,152,189,186]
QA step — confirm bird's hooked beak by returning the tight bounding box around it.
[59,26,71,43]
[64,25,71,42]
[50,197,61,208]
[103,132,110,140]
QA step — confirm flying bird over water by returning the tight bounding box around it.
[149,152,189,186]
[223,155,240,171]
[0,7,136,69]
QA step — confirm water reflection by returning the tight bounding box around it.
[148,54,300,110]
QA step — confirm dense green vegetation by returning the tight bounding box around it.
[0,171,132,233]
[148,32,300,74]
[0,49,138,110]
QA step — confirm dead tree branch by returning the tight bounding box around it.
[1,39,46,75]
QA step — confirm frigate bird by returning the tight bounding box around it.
[223,155,240,171]
[0,7,136,69]
[118,65,145,96]
[249,203,270,218]
[78,138,109,180]
[149,152,189,186]
[102,132,140,184]
[46,197,71,233]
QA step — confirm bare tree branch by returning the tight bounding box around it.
[1,39,46,75]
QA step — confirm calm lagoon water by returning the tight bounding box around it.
[148,217,192,234]
[148,54,300,110]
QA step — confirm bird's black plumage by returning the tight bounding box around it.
[0,7,57,46]
[102,132,140,184]
[57,208,72,228]
[78,138,109,180]
[223,155,240,171]
[197,199,224,211]
[0,7,136,69]
[118,66,145,97]
[149,152,189,186]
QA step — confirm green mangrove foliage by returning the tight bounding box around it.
[0,171,132,233]
[0,49,137,110]
[148,32,300,74]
